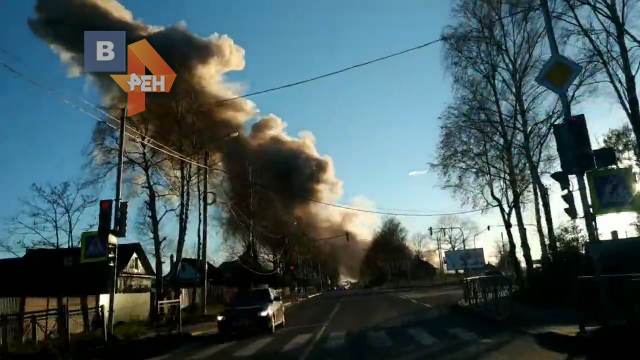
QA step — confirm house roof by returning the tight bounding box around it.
[0,242,154,297]
[164,257,218,287]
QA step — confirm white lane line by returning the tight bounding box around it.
[407,328,439,346]
[449,328,479,341]
[299,299,342,360]
[233,337,273,357]
[189,341,236,359]
[367,330,392,348]
[282,333,314,352]
[147,343,201,360]
[325,331,346,349]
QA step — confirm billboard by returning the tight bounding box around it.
[444,248,485,271]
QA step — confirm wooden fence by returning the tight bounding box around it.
[0,304,103,353]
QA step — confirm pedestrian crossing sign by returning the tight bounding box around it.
[587,167,639,215]
[80,231,108,262]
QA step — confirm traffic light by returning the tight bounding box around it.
[98,200,113,242]
[429,227,433,237]
[487,226,491,231]
[553,114,594,174]
[116,201,128,237]
[551,172,578,219]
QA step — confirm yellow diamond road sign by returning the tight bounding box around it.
[536,55,581,95]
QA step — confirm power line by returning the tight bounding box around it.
[216,5,537,103]
[217,38,444,103]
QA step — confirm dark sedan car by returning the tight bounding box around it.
[217,287,285,336]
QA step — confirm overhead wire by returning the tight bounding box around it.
[216,5,538,103]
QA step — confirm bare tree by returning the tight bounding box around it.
[6,180,95,252]
[559,0,640,152]
[435,215,479,251]
[410,232,429,259]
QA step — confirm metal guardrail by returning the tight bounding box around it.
[463,275,513,320]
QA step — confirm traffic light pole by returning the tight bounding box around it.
[576,174,598,242]
[540,0,598,243]
[108,107,127,340]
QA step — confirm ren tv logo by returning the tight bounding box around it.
[84,31,176,116]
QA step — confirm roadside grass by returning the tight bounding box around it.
[114,320,151,340]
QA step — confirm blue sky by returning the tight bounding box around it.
[0,1,634,263]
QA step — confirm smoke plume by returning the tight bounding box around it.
[29,0,378,277]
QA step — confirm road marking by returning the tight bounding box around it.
[147,343,202,360]
[325,331,346,349]
[367,330,392,348]
[282,333,313,352]
[449,328,479,341]
[233,337,272,357]
[299,299,342,360]
[189,341,235,359]
[407,328,439,346]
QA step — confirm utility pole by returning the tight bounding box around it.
[108,106,126,340]
[248,163,256,263]
[436,231,443,274]
[201,153,209,315]
[540,0,597,243]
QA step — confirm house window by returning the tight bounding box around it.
[133,257,140,271]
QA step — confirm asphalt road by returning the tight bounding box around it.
[148,286,566,360]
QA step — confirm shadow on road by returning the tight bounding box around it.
[532,324,640,360]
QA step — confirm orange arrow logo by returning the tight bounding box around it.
[111,39,176,116]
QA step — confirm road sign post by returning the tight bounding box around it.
[539,0,597,243]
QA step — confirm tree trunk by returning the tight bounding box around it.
[521,136,557,258]
[538,182,557,256]
[506,151,534,276]
[174,162,192,280]
[67,217,73,248]
[140,145,164,313]
[610,2,640,156]
[497,206,523,287]
[532,181,549,264]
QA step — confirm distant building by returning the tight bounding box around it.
[164,257,220,307]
